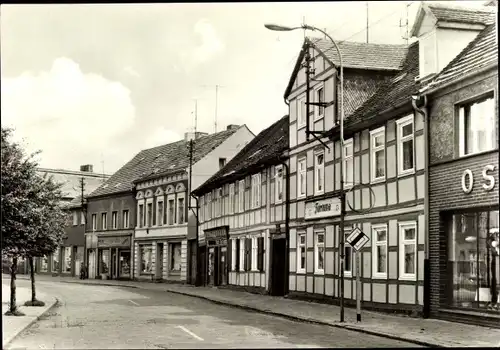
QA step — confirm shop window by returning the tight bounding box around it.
[123,209,129,229]
[275,166,284,203]
[100,249,109,275]
[52,247,60,273]
[140,245,152,274]
[40,256,48,272]
[239,238,245,272]
[397,115,414,176]
[297,158,306,198]
[147,202,153,227]
[229,184,235,214]
[344,139,354,189]
[252,174,261,209]
[315,152,325,194]
[157,201,164,226]
[138,204,144,228]
[458,94,496,157]
[92,214,97,231]
[251,237,258,271]
[315,230,325,274]
[399,222,417,280]
[238,180,245,212]
[344,231,352,276]
[170,243,182,272]
[297,232,306,274]
[177,198,185,224]
[73,211,78,226]
[64,247,72,273]
[101,213,107,230]
[370,127,386,182]
[372,224,388,278]
[168,199,175,225]
[447,210,499,312]
[112,211,117,229]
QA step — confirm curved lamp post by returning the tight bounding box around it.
[265,23,346,322]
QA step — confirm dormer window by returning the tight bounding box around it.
[419,29,437,79]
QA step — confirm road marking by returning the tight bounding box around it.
[128,300,140,306]
[176,326,204,341]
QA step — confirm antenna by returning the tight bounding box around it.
[366,1,369,43]
[194,99,198,134]
[100,153,105,179]
[399,1,411,44]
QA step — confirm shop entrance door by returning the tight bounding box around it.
[88,250,96,279]
[271,238,286,296]
[208,247,216,286]
[156,243,164,280]
[111,249,117,280]
[119,250,131,279]
[219,247,227,286]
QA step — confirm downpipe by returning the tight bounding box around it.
[412,94,430,318]
[281,159,291,295]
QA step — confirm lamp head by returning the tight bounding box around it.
[264,23,296,32]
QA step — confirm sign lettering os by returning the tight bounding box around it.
[305,197,341,220]
[461,165,496,194]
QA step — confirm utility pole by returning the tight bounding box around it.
[80,177,87,278]
[187,139,200,285]
[304,42,312,141]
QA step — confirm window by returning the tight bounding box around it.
[147,202,153,227]
[344,139,354,188]
[101,213,107,230]
[80,211,85,225]
[123,210,129,229]
[372,224,388,278]
[370,127,386,182]
[238,180,245,212]
[72,211,78,226]
[239,238,245,272]
[297,158,306,198]
[229,184,235,214]
[252,174,261,209]
[315,230,325,274]
[216,189,222,217]
[458,94,496,156]
[170,243,182,271]
[112,211,117,229]
[92,214,97,231]
[315,152,325,194]
[315,86,325,120]
[251,237,258,271]
[64,246,72,273]
[297,96,306,127]
[231,238,237,271]
[52,247,60,273]
[138,204,144,228]
[140,245,153,274]
[100,249,109,274]
[399,222,417,280]
[199,196,204,222]
[219,158,227,169]
[40,256,48,272]
[177,198,185,224]
[157,201,164,226]
[397,115,414,175]
[275,166,284,203]
[297,232,306,273]
[168,199,175,225]
[206,194,212,220]
[344,231,352,276]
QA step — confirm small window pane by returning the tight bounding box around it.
[402,123,413,137]
[374,134,384,147]
[377,229,387,242]
[402,140,414,170]
[300,235,306,245]
[404,244,415,274]
[377,246,387,273]
[404,228,416,240]
[317,233,324,244]
[317,154,324,165]
[375,150,385,178]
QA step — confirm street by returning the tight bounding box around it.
[5,279,421,349]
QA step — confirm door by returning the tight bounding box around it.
[219,247,227,286]
[208,247,215,286]
[111,249,117,279]
[88,250,96,279]
[271,238,286,296]
[190,240,197,285]
[199,246,206,286]
[119,250,131,279]
[157,243,164,280]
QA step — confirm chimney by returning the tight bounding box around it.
[80,164,93,172]
[226,124,240,131]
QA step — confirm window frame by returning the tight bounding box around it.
[275,165,284,204]
[297,232,306,274]
[146,201,153,227]
[343,138,354,189]
[297,157,307,198]
[297,95,307,129]
[112,211,118,229]
[229,183,235,214]
[199,196,205,222]
[238,180,245,213]
[206,193,212,221]
[314,151,325,195]
[156,199,164,226]
[231,238,237,271]
[370,126,386,183]
[72,211,78,226]
[123,210,129,229]
[167,197,176,225]
[140,244,153,274]
[101,212,107,230]
[91,214,97,231]
[239,238,245,272]
[372,224,388,279]
[251,174,261,209]
[314,230,325,274]
[138,203,144,228]
[396,114,415,176]
[80,211,85,225]
[251,236,259,271]
[170,242,182,272]
[177,196,185,224]
[314,84,325,121]
[399,221,417,281]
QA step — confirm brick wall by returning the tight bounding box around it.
[428,151,499,314]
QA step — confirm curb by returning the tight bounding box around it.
[3,297,59,348]
[162,289,443,348]
[58,280,139,289]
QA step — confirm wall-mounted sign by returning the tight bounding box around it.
[205,226,228,247]
[461,164,496,194]
[97,236,131,248]
[305,197,341,220]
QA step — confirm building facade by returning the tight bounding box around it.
[193,116,289,295]
[413,3,498,326]
[131,126,255,283]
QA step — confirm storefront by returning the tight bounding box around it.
[96,235,132,280]
[204,226,229,286]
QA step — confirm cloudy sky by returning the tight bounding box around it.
[1,1,486,174]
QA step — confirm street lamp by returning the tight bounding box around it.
[265,22,346,322]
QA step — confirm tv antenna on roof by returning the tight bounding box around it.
[200,84,225,133]
[399,1,411,45]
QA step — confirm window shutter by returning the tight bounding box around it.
[257,237,264,272]
[246,238,252,271]
[235,239,240,271]
[227,239,232,271]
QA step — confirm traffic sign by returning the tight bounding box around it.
[346,227,370,251]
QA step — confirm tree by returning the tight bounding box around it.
[1,127,66,314]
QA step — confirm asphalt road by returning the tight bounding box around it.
[6,279,422,349]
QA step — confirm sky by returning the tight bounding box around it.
[0,1,488,174]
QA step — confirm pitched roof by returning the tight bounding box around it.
[36,168,109,200]
[193,116,289,195]
[427,3,495,25]
[88,127,245,198]
[342,41,420,128]
[421,24,497,94]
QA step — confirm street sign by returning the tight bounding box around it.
[346,227,370,251]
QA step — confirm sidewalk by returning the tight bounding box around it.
[2,277,58,347]
[22,274,500,348]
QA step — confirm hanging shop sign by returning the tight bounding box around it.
[305,197,341,220]
[461,165,496,194]
[97,236,131,248]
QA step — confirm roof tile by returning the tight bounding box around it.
[427,3,495,25]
